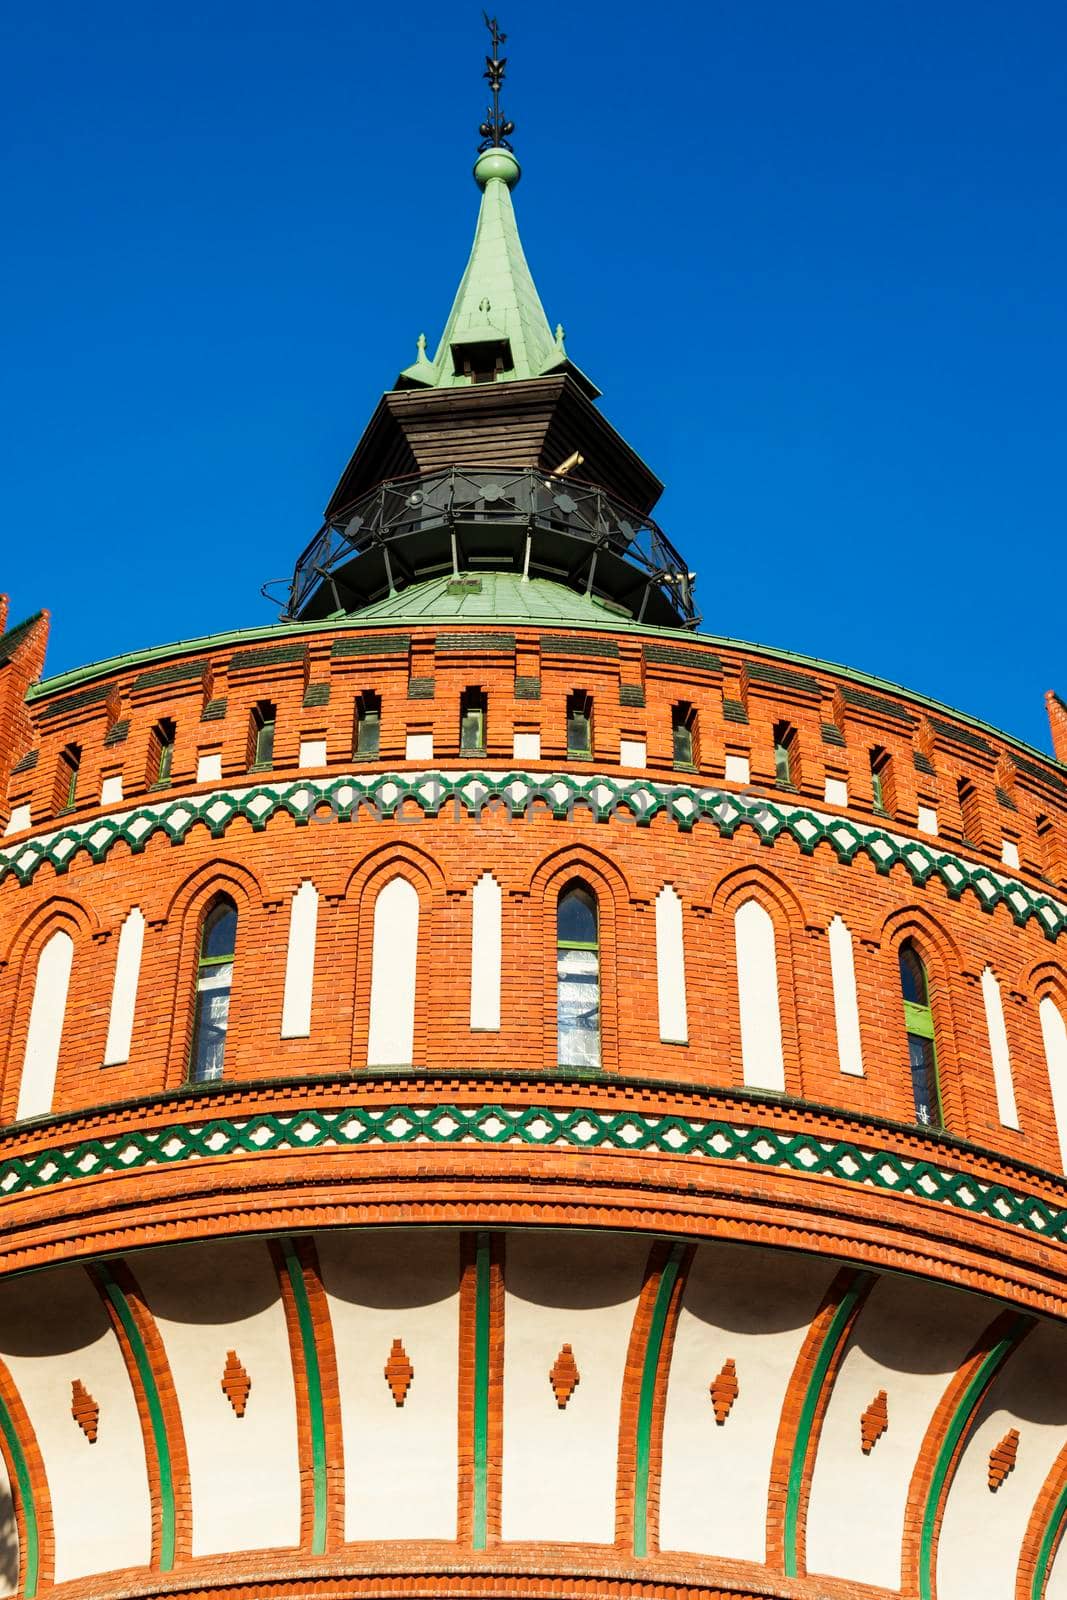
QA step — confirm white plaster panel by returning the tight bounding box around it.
[805,1273,991,1589]
[103,907,145,1067]
[917,804,939,835]
[981,965,1020,1129]
[660,1242,836,1561]
[16,929,73,1120]
[0,1265,151,1581]
[1040,996,1067,1171]
[280,880,318,1039]
[318,1229,460,1541]
[734,899,785,1091]
[824,776,848,807]
[3,804,30,837]
[655,883,688,1043]
[133,1240,300,1557]
[502,1231,648,1544]
[828,914,864,1077]
[724,754,750,784]
[196,752,222,784]
[470,872,502,1031]
[1001,838,1021,869]
[100,774,123,805]
[619,738,646,769]
[512,731,541,761]
[0,1441,15,1595]
[367,876,419,1066]
[298,738,327,769]
[938,1318,1067,1600]
[405,733,433,761]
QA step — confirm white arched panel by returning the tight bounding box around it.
[470,873,502,1031]
[103,908,145,1067]
[734,900,785,1091]
[655,884,688,1044]
[16,930,74,1120]
[981,966,1019,1129]
[280,881,318,1039]
[828,914,864,1077]
[1040,996,1067,1170]
[367,877,419,1066]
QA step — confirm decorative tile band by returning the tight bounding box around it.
[2,770,1065,941]
[3,1100,1067,1249]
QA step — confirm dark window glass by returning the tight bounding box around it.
[251,704,276,769]
[60,744,81,809]
[190,899,237,1084]
[557,882,600,1069]
[673,704,696,768]
[567,693,592,756]
[155,720,175,785]
[460,688,487,752]
[355,693,381,758]
[773,722,795,786]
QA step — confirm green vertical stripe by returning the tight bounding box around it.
[96,1265,176,1571]
[633,1242,684,1558]
[0,1387,38,1597]
[1032,1477,1067,1600]
[472,1232,491,1551]
[919,1314,1030,1600]
[281,1240,328,1555]
[784,1272,869,1577]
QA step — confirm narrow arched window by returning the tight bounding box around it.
[190,898,237,1083]
[460,687,487,753]
[556,881,600,1068]
[354,691,381,758]
[249,702,276,769]
[672,703,697,769]
[899,941,942,1128]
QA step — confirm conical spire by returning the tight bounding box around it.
[397,19,572,391]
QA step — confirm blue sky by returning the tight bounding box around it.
[2,1,1064,753]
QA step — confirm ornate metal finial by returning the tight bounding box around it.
[478,14,515,152]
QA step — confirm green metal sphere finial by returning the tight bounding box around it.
[478,14,515,154]
[474,147,521,189]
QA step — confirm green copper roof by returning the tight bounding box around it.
[398,149,568,390]
[342,571,630,624]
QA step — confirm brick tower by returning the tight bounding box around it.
[1,23,1067,1600]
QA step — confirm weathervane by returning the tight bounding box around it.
[478,13,515,152]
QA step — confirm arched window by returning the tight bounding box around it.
[899,941,941,1127]
[557,881,600,1068]
[190,897,237,1083]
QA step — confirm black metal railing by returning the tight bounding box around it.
[273,466,700,628]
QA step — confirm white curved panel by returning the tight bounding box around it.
[805,1274,990,1589]
[133,1240,300,1557]
[502,1231,647,1544]
[734,900,785,1091]
[103,908,145,1067]
[0,1266,151,1582]
[1040,997,1067,1171]
[16,930,74,1120]
[828,914,864,1077]
[938,1319,1067,1600]
[660,1243,835,1561]
[318,1230,459,1541]
[981,966,1019,1129]
[367,877,419,1066]
[470,873,502,1031]
[656,884,689,1044]
[280,880,318,1039]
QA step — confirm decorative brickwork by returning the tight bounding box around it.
[860,1390,888,1455]
[70,1379,99,1442]
[221,1351,251,1417]
[384,1338,414,1407]
[709,1360,738,1426]
[549,1344,580,1409]
[990,1427,1020,1491]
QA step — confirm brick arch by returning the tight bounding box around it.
[160,860,266,1090]
[705,865,807,1098]
[529,843,631,1076]
[344,844,448,1073]
[877,904,969,1140]
[1024,958,1067,1012]
[0,894,99,1120]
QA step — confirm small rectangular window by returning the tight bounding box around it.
[152,719,176,787]
[460,688,487,753]
[355,692,381,758]
[672,703,697,769]
[870,747,894,814]
[55,743,81,812]
[567,691,593,757]
[250,703,276,770]
[773,721,797,788]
